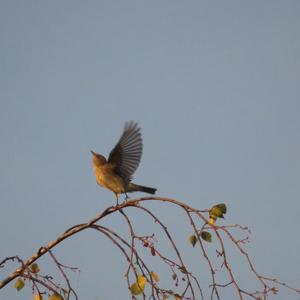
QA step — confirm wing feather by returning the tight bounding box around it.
[108,121,143,182]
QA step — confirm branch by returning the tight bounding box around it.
[0,196,299,300]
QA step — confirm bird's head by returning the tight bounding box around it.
[91,150,107,166]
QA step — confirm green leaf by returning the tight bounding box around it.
[188,234,197,247]
[201,231,212,243]
[209,203,227,223]
[210,207,222,218]
[215,203,227,214]
[30,263,40,273]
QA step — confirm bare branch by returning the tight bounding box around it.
[1,196,299,300]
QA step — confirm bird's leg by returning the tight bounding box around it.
[115,193,119,205]
[124,192,130,202]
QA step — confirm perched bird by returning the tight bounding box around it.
[91,121,157,203]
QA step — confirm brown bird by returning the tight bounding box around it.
[91,121,157,203]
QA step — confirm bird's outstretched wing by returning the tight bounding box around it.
[108,121,143,182]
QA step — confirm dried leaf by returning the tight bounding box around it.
[150,246,156,256]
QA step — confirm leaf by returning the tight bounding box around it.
[137,275,147,287]
[208,217,216,225]
[48,293,64,300]
[34,294,43,300]
[210,207,222,218]
[201,231,212,243]
[174,293,181,299]
[30,263,40,273]
[130,275,147,296]
[210,204,227,218]
[150,271,160,282]
[188,234,197,247]
[215,203,227,214]
[130,282,144,295]
[209,203,227,224]
[14,278,25,291]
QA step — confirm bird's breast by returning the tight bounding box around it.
[93,165,125,194]
[93,166,106,187]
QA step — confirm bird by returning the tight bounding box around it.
[91,121,157,203]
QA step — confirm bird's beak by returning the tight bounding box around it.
[90,150,96,156]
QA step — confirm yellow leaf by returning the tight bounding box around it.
[150,271,159,282]
[48,293,64,300]
[34,294,43,300]
[14,278,25,291]
[130,275,147,295]
[130,282,145,295]
[30,263,40,273]
[137,275,147,287]
[209,217,216,225]
[174,293,181,299]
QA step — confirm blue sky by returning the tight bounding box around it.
[1,1,300,299]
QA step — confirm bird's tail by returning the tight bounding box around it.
[127,183,157,195]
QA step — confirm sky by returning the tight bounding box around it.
[0,1,300,299]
